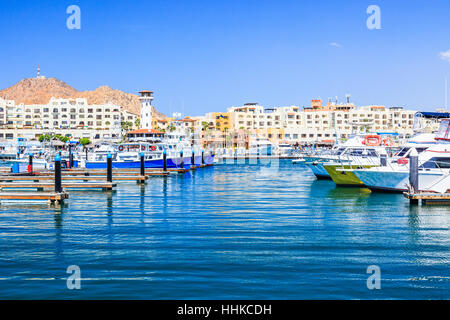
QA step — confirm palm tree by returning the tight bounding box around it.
[168,123,176,132]
[79,138,91,147]
[121,121,133,132]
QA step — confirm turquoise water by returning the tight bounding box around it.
[0,160,448,299]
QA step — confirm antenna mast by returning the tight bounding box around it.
[446,77,448,110]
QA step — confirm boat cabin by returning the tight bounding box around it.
[127,129,164,142]
[117,143,165,153]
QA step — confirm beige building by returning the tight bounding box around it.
[224,100,418,145]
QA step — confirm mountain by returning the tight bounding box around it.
[0,77,167,119]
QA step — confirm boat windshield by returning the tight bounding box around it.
[422,157,450,169]
[397,147,409,157]
[342,148,378,157]
[334,147,346,155]
[398,147,427,157]
[435,120,450,140]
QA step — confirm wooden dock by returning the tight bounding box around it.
[60,171,172,176]
[64,168,187,172]
[56,168,188,175]
[220,155,297,160]
[0,192,68,204]
[0,182,116,191]
[0,175,147,182]
[403,192,450,205]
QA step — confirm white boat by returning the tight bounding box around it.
[275,143,295,157]
[248,136,273,155]
[304,134,394,179]
[353,120,450,193]
[0,145,18,160]
[86,128,212,169]
[292,158,305,164]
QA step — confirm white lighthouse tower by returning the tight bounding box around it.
[139,90,153,129]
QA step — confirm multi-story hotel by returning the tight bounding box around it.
[220,99,417,145]
[0,90,421,147]
[204,112,231,132]
[0,97,138,141]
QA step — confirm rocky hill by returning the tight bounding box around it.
[0,77,166,119]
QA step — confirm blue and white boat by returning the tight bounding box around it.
[85,142,214,169]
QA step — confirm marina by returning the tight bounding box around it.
[0,160,448,299]
[1,0,450,303]
[0,112,448,298]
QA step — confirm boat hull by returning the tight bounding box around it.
[354,169,446,193]
[85,155,214,169]
[306,162,331,179]
[324,164,376,187]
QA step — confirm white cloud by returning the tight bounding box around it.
[330,42,342,48]
[439,50,450,62]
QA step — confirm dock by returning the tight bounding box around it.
[0,182,116,191]
[220,155,297,160]
[403,192,450,205]
[62,168,190,174]
[61,170,174,176]
[0,192,68,204]
[0,175,147,182]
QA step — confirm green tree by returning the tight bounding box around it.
[38,134,52,142]
[134,118,140,128]
[121,121,133,132]
[79,138,91,147]
[167,123,176,132]
[201,121,209,131]
[55,135,69,143]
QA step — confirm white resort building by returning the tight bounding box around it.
[225,100,418,145]
[0,97,138,141]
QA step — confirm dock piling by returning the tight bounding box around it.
[107,152,113,183]
[28,153,33,173]
[140,152,145,176]
[68,144,73,168]
[55,154,62,193]
[180,150,184,169]
[409,148,419,204]
[163,149,167,172]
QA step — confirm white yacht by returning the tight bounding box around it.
[353,119,450,193]
[248,136,273,156]
[275,143,295,157]
[304,134,394,179]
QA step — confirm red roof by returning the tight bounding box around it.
[128,129,164,134]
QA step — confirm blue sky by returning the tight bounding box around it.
[1,0,450,115]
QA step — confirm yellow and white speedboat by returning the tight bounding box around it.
[304,134,392,182]
[326,132,440,187]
